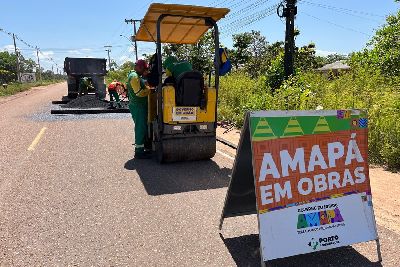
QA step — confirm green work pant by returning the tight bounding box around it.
[129,101,148,152]
[78,85,89,96]
[109,91,121,106]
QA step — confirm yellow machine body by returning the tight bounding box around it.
[162,85,216,124]
[137,3,230,162]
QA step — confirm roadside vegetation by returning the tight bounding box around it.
[105,61,134,85]
[0,51,65,97]
[218,8,400,170]
[0,80,63,97]
[107,5,399,170]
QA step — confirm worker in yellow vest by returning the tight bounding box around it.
[126,59,151,159]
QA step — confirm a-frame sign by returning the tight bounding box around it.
[220,110,381,265]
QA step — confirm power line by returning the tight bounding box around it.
[300,0,383,23]
[221,0,273,24]
[209,0,223,7]
[1,27,62,71]
[300,0,385,18]
[221,3,279,37]
[220,0,279,28]
[302,12,371,37]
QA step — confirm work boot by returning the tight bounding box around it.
[134,150,152,159]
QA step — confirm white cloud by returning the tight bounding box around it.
[128,46,135,53]
[316,49,341,57]
[67,50,82,55]
[39,50,55,60]
[81,48,92,52]
[118,55,130,64]
[2,44,16,52]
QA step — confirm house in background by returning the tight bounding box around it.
[316,60,351,76]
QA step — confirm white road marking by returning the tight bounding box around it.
[216,149,235,161]
[28,127,47,151]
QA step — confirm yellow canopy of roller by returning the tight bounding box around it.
[135,3,230,44]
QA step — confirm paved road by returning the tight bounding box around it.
[0,83,398,266]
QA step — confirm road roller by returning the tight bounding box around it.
[135,3,230,162]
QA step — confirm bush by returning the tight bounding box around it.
[0,80,64,97]
[219,69,400,170]
[219,71,273,126]
[106,61,135,85]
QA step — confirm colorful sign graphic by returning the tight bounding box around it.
[249,110,378,261]
[297,206,344,229]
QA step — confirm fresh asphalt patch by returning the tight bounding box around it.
[28,103,131,122]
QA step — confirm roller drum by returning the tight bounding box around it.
[157,136,216,163]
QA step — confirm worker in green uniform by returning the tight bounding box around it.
[127,59,151,159]
[78,77,93,96]
[163,56,193,84]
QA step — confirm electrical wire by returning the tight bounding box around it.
[224,0,270,19]
[302,12,371,37]
[1,27,66,70]
[302,0,385,18]
[219,0,280,32]
[300,0,383,23]
[221,3,279,37]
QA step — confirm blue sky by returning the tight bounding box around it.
[1,0,398,71]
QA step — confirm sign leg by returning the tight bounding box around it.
[375,239,383,262]
[259,247,267,267]
[258,235,267,267]
[218,216,224,231]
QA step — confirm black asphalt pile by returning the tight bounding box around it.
[64,95,110,109]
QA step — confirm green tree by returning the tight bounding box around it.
[106,61,135,84]
[162,31,215,74]
[230,32,253,68]
[0,51,39,82]
[0,51,18,82]
[295,43,325,71]
[350,8,400,77]
[324,54,348,64]
[230,31,271,77]
[109,60,118,71]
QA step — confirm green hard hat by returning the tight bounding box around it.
[163,56,178,70]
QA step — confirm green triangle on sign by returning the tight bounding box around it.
[312,116,331,134]
[283,117,304,137]
[252,118,277,141]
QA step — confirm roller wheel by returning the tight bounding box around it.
[155,136,216,163]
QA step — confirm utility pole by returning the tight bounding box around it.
[104,45,112,70]
[125,19,141,61]
[12,34,21,82]
[282,0,297,78]
[35,47,42,81]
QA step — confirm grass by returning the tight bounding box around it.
[0,80,64,97]
[218,70,400,170]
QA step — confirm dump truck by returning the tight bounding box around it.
[135,3,230,162]
[64,57,107,99]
